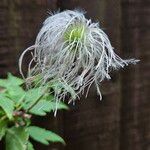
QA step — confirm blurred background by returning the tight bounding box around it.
[0,0,149,150]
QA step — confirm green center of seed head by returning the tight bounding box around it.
[64,24,85,45]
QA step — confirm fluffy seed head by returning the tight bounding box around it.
[19,10,139,106]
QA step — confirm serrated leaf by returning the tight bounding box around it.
[6,127,29,150]
[23,87,45,110]
[0,73,24,89]
[27,142,34,150]
[49,101,69,110]
[28,126,65,145]
[0,94,14,119]
[0,119,8,140]
[7,73,24,86]
[29,100,68,116]
[0,79,9,88]
[6,85,26,103]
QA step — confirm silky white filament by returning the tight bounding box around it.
[19,10,139,109]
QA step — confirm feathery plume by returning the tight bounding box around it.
[19,10,139,106]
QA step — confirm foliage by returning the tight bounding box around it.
[28,126,65,145]
[0,73,68,150]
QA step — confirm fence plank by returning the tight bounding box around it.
[0,0,149,150]
[0,1,61,150]
[120,0,150,150]
[58,0,122,150]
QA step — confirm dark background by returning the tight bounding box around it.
[0,0,150,150]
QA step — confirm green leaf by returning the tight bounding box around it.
[28,126,65,145]
[0,73,24,88]
[29,100,68,116]
[6,85,26,103]
[7,73,24,86]
[0,119,7,140]
[50,101,69,110]
[23,87,45,110]
[27,142,34,150]
[6,126,29,150]
[0,94,14,119]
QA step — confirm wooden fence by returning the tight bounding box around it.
[0,0,149,150]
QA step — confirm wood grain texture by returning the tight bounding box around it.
[0,0,57,76]
[120,0,150,150]
[0,0,149,150]
[0,1,62,150]
[59,0,122,150]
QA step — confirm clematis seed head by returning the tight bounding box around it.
[19,10,139,110]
